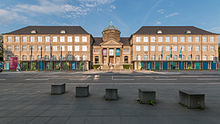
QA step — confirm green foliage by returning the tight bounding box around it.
[31,62,36,71]
[22,62,28,71]
[123,64,130,69]
[146,100,156,106]
[63,62,69,70]
[92,64,100,69]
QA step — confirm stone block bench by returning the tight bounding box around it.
[76,85,89,97]
[138,89,156,104]
[105,88,118,100]
[179,90,205,109]
[51,83,66,95]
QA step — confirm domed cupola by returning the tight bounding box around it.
[102,21,121,42]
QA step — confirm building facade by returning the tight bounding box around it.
[2,24,219,70]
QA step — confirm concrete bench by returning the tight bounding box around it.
[179,90,205,109]
[76,85,89,97]
[105,88,118,100]
[138,89,156,104]
[51,83,66,95]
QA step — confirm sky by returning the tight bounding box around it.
[0,0,220,38]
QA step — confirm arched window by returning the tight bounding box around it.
[182,55,185,60]
[124,56,128,63]
[37,55,41,60]
[166,55,170,60]
[6,55,11,61]
[44,55,49,61]
[22,55,27,60]
[30,55,34,60]
[203,55,207,61]
[82,55,87,61]
[196,55,200,60]
[136,55,141,61]
[52,55,57,61]
[151,55,155,60]
[188,55,192,60]
[67,55,73,61]
[75,55,80,61]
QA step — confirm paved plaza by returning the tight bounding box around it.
[0,71,220,124]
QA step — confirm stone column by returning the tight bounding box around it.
[107,48,109,65]
[100,48,103,64]
[114,48,116,64]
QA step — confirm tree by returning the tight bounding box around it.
[0,34,3,58]
[219,45,220,61]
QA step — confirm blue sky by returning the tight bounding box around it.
[1,0,220,37]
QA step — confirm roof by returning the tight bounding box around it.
[93,37,130,46]
[4,26,89,35]
[103,21,119,32]
[134,26,218,35]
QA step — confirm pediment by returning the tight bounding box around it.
[100,40,122,46]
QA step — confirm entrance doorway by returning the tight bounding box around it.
[109,56,114,64]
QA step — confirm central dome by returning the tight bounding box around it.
[103,21,119,32]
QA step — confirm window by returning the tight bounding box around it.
[188,37,192,42]
[75,55,80,61]
[158,37,163,42]
[60,37,65,42]
[202,46,207,51]
[151,37,156,42]
[46,46,50,51]
[202,36,207,42]
[195,36,200,42]
[173,37,177,42]
[203,56,207,60]
[182,55,185,60]
[95,56,99,64]
[137,55,141,60]
[22,36,27,42]
[82,55,87,61]
[30,36,35,42]
[15,46,19,51]
[15,36,20,42]
[124,56,128,63]
[75,46,79,51]
[30,55,34,60]
[37,55,41,60]
[158,46,162,51]
[151,55,155,60]
[38,37,42,42]
[210,46,214,51]
[136,37,141,42]
[94,48,100,53]
[157,30,162,34]
[210,36,214,42]
[173,55,177,60]
[44,55,49,61]
[7,36,12,42]
[210,56,214,60]
[180,37,185,42]
[144,37,148,42]
[144,46,148,51]
[188,46,192,51]
[67,36,72,42]
[22,55,27,60]
[38,46,42,51]
[166,46,170,51]
[82,36,87,42]
[181,46,185,51]
[45,36,50,42]
[66,46,72,51]
[60,30,66,34]
[7,46,12,51]
[136,46,141,51]
[151,46,155,51]
[60,46,65,51]
[188,55,192,60]
[75,36,79,42]
[82,46,87,51]
[165,37,170,42]
[53,37,57,42]
[173,46,177,51]
[196,55,200,60]
[195,46,199,51]
[22,46,27,51]
[53,46,57,51]
[123,48,129,53]
[52,56,57,61]
[166,55,170,60]
[144,55,148,60]
[67,55,73,61]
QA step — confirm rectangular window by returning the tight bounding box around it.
[151,37,156,42]
[144,46,148,51]
[82,36,87,42]
[53,46,57,51]
[144,55,148,60]
[151,55,155,60]
[202,36,207,42]
[173,46,177,51]
[30,36,35,42]
[38,37,42,42]
[202,46,207,51]
[136,37,141,42]
[22,46,27,51]
[68,46,72,51]
[75,46,79,51]
[210,46,214,51]
[45,36,50,42]
[15,46,19,51]
[46,46,50,51]
[165,37,170,42]
[166,46,170,51]
[7,46,12,51]
[195,37,200,42]
[22,36,27,42]
[180,37,185,42]
[60,37,65,42]
[203,56,207,60]
[210,36,214,42]
[173,37,177,42]
[144,37,148,42]
[75,36,79,42]
[210,56,214,60]
[53,37,57,42]
[158,46,162,51]
[188,46,192,51]
[151,46,155,51]
[195,46,199,51]
[7,36,12,42]
[15,36,20,42]
[188,37,192,42]
[136,46,141,51]
[60,46,65,51]
[67,36,72,42]
[38,46,42,51]
[158,37,163,42]
[82,46,87,51]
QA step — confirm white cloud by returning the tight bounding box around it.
[155,21,162,25]
[165,12,179,18]
[0,9,27,23]
[209,27,220,33]
[157,9,164,14]
[110,5,116,10]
